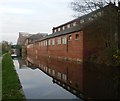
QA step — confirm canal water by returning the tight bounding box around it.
[13,56,120,100]
[13,58,80,100]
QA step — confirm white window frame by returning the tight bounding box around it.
[41,42,43,46]
[62,36,67,44]
[58,37,61,45]
[67,24,70,28]
[46,40,47,46]
[52,39,55,45]
[48,40,51,46]
[62,26,65,30]
[58,28,61,31]
[73,22,76,26]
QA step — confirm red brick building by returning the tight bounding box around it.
[27,3,120,62]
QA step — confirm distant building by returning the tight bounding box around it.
[25,33,48,45]
[17,32,31,45]
[17,32,48,56]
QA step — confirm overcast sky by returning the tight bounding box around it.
[0,0,75,44]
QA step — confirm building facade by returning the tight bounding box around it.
[26,3,119,62]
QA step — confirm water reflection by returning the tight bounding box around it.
[17,56,120,100]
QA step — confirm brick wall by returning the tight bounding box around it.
[27,31,83,61]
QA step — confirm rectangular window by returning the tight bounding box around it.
[88,17,93,21]
[73,22,76,26]
[54,29,57,33]
[58,28,60,31]
[58,37,61,44]
[62,36,67,44]
[62,74,67,82]
[80,19,84,24]
[48,68,51,74]
[52,70,55,76]
[62,26,65,30]
[46,40,47,46]
[48,40,51,45]
[68,35,72,40]
[75,34,79,40]
[41,42,43,46]
[58,72,61,80]
[67,24,70,28]
[44,41,46,46]
[52,39,55,45]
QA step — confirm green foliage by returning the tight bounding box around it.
[2,53,24,99]
[1,41,12,54]
[112,49,120,66]
[87,48,120,66]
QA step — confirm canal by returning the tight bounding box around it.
[13,56,120,100]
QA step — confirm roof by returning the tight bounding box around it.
[28,33,48,39]
[34,3,118,43]
[53,3,118,29]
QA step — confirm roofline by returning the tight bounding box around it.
[52,3,118,29]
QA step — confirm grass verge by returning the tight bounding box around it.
[2,53,24,100]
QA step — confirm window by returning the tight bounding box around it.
[62,26,65,30]
[48,68,51,74]
[48,40,51,45]
[54,29,57,33]
[45,66,48,72]
[58,28,61,31]
[58,37,61,44]
[58,72,61,80]
[62,36,67,44]
[44,41,45,46]
[52,70,55,76]
[80,19,84,24]
[73,22,76,26]
[41,42,43,46]
[67,24,70,28]
[88,17,93,21]
[52,39,55,45]
[75,34,79,40]
[46,40,47,46]
[62,74,67,82]
[68,35,72,40]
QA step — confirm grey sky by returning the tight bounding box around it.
[0,0,75,44]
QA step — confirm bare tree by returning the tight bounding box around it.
[71,0,117,16]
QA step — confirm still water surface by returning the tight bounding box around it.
[13,57,120,100]
[13,59,80,99]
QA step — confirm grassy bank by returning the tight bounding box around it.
[2,53,24,100]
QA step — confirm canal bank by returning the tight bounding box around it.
[2,53,25,100]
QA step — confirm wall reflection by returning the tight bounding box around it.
[18,56,120,100]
